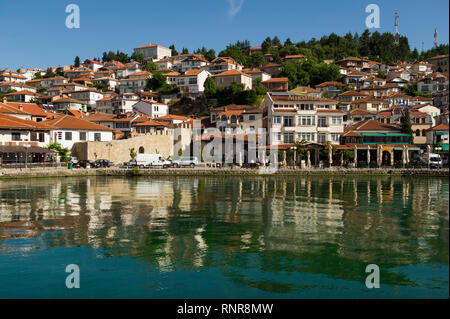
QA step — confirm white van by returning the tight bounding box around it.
[129,153,171,168]
[422,153,443,168]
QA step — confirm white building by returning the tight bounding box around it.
[69,89,104,111]
[263,92,345,145]
[176,69,211,98]
[45,114,114,150]
[133,44,172,61]
[132,101,169,118]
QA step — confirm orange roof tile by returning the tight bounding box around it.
[44,114,114,131]
[0,113,52,130]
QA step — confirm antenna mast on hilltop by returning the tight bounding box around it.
[394,11,400,44]
[434,28,438,48]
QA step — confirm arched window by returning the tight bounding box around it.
[139,147,145,154]
[221,115,227,122]
[415,129,420,137]
[422,130,426,136]
[230,115,237,124]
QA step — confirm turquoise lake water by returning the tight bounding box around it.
[0,175,448,298]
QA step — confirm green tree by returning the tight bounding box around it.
[146,72,166,91]
[205,49,216,61]
[181,48,189,54]
[219,45,249,67]
[169,45,178,56]
[145,61,159,72]
[284,37,293,46]
[47,142,71,162]
[204,76,216,97]
[131,52,144,63]
[377,70,386,79]
[94,83,109,92]
[272,36,282,46]
[74,56,80,67]
[261,37,272,53]
[249,51,264,68]
[400,110,414,144]
[129,148,137,160]
[37,87,47,94]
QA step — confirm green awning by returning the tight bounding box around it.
[363,133,409,137]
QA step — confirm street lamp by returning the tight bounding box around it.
[24,144,31,169]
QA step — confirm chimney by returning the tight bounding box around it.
[18,104,23,111]
[2,97,6,103]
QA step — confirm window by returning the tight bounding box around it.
[31,132,38,141]
[94,133,101,141]
[273,116,281,124]
[415,129,421,137]
[65,132,72,140]
[318,133,327,143]
[301,104,314,110]
[57,132,63,140]
[80,132,87,141]
[248,115,255,121]
[283,116,294,127]
[331,133,340,142]
[331,116,342,125]
[12,132,21,141]
[318,117,327,127]
[283,133,295,143]
[298,116,315,126]
[298,132,315,142]
[275,133,281,141]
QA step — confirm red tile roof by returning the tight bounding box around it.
[4,102,47,117]
[315,81,343,88]
[0,113,52,130]
[262,77,288,83]
[427,123,449,131]
[347,119,399,131]
[44,114,114,131]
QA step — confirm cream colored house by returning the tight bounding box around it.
[213,70,252,90]
[133,44,172,61]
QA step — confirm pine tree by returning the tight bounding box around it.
[400,109,414,144]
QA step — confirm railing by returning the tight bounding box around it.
[0,162,68,169]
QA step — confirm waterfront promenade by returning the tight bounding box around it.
[1,166,448,179]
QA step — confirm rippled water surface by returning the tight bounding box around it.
[0,175,448,298]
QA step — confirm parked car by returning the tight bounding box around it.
[76,160,96,168]
[95,159,112,168]
[241,162,260,169]
[130,153,171,168]
[172,157,199,168]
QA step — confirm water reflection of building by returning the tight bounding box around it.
[0,176,448,276]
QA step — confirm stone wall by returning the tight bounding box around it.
[71,127,192,164]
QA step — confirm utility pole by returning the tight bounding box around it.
[394,11,400,45]
[434,28,438,48]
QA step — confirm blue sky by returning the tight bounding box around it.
[0,0,448,70]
